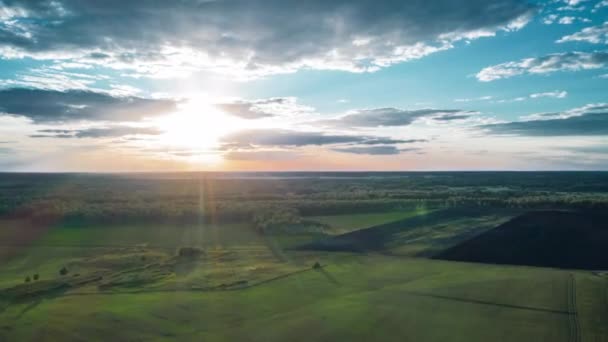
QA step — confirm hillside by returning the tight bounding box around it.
[435,210,608,270]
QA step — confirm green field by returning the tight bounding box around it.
[308,209,431,234]
[1,209,607,341]
[1,172,608,341]
[1,254,606,341]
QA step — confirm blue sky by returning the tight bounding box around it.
[0,0,607,171]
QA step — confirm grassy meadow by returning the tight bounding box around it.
[0,173,607,341]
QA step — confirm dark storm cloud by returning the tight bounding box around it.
[322,108,471,127]
[0,0,535,75]
[220,129,416,147]
[0,88,178,123]
[482,110,608,136]
[30,126,162,138]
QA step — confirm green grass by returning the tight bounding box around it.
[1,209,606,341]
[308,208,431,235]
[1,254,604,341]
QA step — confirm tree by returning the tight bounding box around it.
[33,274,39,281]
[59,266,69,276]
[24,276,31,283]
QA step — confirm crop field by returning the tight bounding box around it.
[0,172,607,341]
[1,255,606,341]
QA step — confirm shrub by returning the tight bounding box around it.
[33,274,39,281]
[24,276,31,283]
[312,262,322,269]
[177,247,204,258]
[59,266,69,276]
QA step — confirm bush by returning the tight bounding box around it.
[312,262,322,269]
[24,276,31,283]
[177,247,204,258]
[59,266,69,276]
[33,274,39,281]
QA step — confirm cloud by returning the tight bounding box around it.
[216,97,313,119]
[0,0,534,78]
[557,22,608,44]
[359,138,427,145]
[222,129,400,147]
[0,88,178,123]
[321,108,472,127]
[224,150,302,161]
[529,90,568,98]
[594,0,608,10]
[219,128,419,149]
[332,146,403,155]
[29,126,162,138]
[454,96,494,102]
[476,51,608,81]
[564,144,608,154]
[557,16,591,24]
[481,103,608,136]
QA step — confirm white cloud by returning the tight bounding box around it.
[595,0,608,11]
[557,16,591,24]
[529,90,568,98]
[0,0,535,79]
[215,97,315,119]
[476,51,608,81]
[557,22,608,44]
[454,96,494,102]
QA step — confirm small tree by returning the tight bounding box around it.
[33,274,39,281]
[312,262,322,269]
[59,266,69,276]
[25,276,31,283]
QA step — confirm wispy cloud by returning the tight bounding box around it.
[476,51,608,81]
[320,108,473,127]
[29,126,163,139]
[220,129,413,148]
[0,88,178,123]
[0,0,535,78]
[215,97,313,119]
[557,22,608,44]
[332,146,418,155]
[481,103,608,136]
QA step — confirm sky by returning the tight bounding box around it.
[0,0,607,172]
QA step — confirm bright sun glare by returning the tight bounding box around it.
[150,97,246,164]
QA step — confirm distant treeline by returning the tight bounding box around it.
[2,172,608,224]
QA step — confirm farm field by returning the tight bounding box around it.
[1,254,606,341]
[0,172,607,341]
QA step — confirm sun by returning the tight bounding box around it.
[141,96,250,166]
[155,97,243,151]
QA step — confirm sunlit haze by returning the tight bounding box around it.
[0,0,607,171]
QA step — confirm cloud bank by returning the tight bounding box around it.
[477,51,608,81]
[0,0,534,78]
[482,104,608,136]
[0,88,178,123]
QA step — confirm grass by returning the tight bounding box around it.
[308,208,431,235]
[0,209,606,341]
[2,254,603,341]
[298,207,518,256]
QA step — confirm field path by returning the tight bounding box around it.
[568,273,581,342]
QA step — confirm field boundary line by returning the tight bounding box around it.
[568,273,581,342]
[401,290,571,315]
